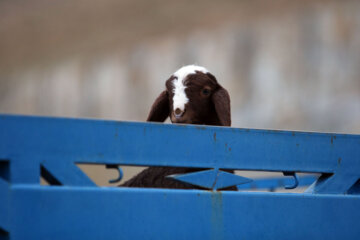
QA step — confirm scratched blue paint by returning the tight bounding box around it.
[210,192,223,240]
[0,114,360,239]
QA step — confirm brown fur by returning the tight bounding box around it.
[121,70,235,190]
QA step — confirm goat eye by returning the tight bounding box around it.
[202,88,211,96]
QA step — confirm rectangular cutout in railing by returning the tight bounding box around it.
[73,164,319,192]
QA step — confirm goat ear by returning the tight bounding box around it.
[212,86,231,126]
[146,90,170,122]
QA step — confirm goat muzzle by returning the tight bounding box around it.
[174,108,185,119]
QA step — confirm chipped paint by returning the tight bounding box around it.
[211,191,223,240]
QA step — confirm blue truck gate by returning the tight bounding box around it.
[0,114,359,239]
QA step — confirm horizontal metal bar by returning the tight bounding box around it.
[1,114,359,175]
[9,186,360,240]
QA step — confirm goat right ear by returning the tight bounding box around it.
[212,86,231,126]
[146,90,170,122]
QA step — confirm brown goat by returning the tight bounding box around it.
[121,65,235,190]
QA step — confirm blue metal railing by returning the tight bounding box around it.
[0,114,359,239]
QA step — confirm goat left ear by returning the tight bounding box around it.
[212,86,231,126]
[146,90,170,122]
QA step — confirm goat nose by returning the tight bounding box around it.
[174,108,184,118]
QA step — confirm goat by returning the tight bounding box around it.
[121,65,234,190]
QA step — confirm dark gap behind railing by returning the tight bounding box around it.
[0,227,9,240]
[348,179,360,194]
[0,161,9,182]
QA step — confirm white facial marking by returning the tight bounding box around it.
[172,65,209,112]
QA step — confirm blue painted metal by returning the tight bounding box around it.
[9,187,360,240]
[169,169,252,190]
[0,114,359,239]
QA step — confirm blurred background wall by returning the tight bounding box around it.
[1,0,359,185]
